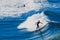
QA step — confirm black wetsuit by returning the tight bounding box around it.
[36,21,42,29]
[36,21,44,40]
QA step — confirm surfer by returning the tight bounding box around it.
[36,20,44,40]
[36,20,42,29]
[17,4,25,8]
[22,4,25,7]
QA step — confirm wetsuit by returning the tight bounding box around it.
[36,21,44,40]
[36,21,42,29]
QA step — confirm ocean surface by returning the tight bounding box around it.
[0,0,60,40]
[0,10,60,40]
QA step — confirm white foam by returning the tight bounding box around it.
[17,12,49,32]
[0,0,42,18]
[0,0,59,18]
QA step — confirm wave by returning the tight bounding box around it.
[17,10,60,40]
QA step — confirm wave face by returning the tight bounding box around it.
[0,0,60,40]
[0,11,60,40]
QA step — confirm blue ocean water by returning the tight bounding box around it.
[0,0,60,40]
[0,11,60,40]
